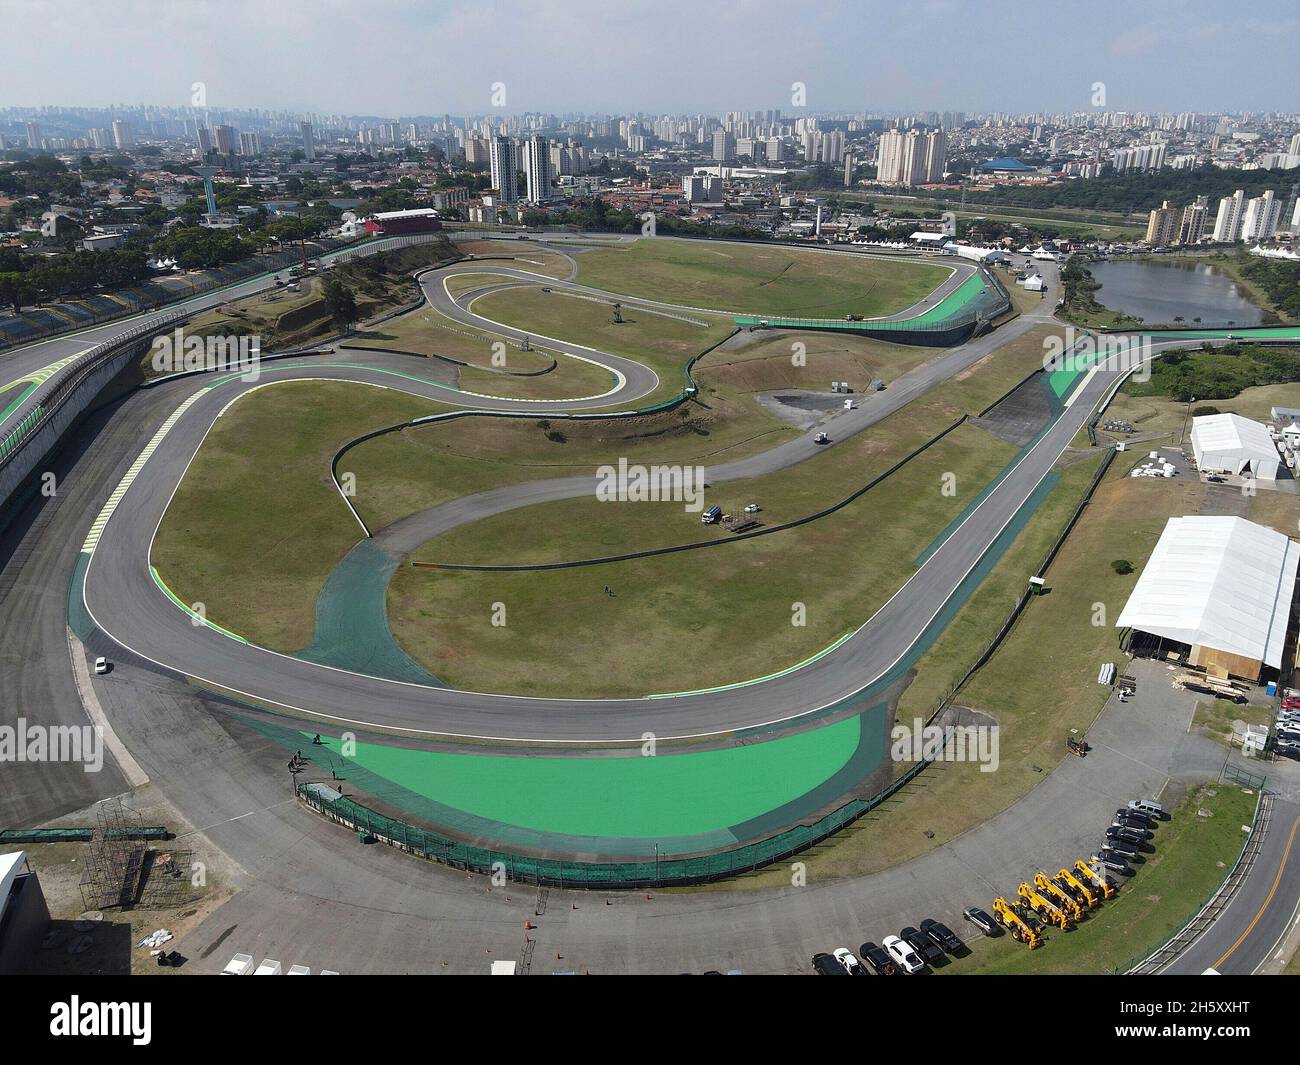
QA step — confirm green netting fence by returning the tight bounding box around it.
[0,826,169,844]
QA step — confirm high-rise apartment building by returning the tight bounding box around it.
[1212,189,1246,242]
[523,134,552,202]
[1177,196,1209,244]
[489,135,518,203]
[214,124,237,155]
[877,129,946,186]
[300,121,315,161]
[1145,200,1181,245]
[1241,189,1281,243]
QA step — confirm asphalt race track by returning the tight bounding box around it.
[4,233,1298,973]
[9,237,1271,749]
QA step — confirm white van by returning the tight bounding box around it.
[221,953,255,975]
[1128,799,1164,819]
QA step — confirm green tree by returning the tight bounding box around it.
[321,277,358,331]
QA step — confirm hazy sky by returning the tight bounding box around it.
[4,0,1298,116]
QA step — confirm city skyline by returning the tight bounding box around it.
[3,0,1300,116]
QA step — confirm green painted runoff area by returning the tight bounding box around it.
[306,714,861,838]
[733,271,992,331]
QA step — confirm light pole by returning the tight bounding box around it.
[1180,395,1196,446]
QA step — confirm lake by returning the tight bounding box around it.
[1088,259,1266,326]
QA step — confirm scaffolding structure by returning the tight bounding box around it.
[78,798,147,911]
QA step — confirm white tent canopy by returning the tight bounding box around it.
[1191,413,1280,480]
[1116,516,1299,669]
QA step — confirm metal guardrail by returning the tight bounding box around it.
[1126,789,1270,975]
[0,309,189,477]
[0,233,447,482]
[0,242,343,352]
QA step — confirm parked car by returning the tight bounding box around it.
[811,952,850,975]
[882,934,926,974]
[1106,824,1147,846]
[900,926,945,966]
[919,918,965,955]
[833,947,864,975]
[1110,817,1152,837]
[858,942,896,976]
[1128,799,1164,819]
[1115,810,1155,831]
[93,657,109,675]
[1101,840,1142,863]
[1092,851,1134,876]
[962,907,998,936]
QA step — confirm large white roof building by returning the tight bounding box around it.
[1116,515,1299,677]
[1191,413,1280,481]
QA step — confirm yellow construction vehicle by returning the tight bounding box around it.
[1075,858,1115,899]
[1034,871,1085,922]
[993,896,1041,949]
[1018,882,1071,930]
[1056,867,1099,908]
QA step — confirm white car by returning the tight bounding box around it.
[832,947,863,975]
[882,934,925,974]
[743,503,761,513]
[93,657,109,675]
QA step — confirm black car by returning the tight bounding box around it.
[812,952,850,976]
[1100,841,1141,863]
[858,941,897,976]
[919,918,965,954]
[1093,850,1134,875]
[1106,825,1147,846]
[962,906,999,936]
[1112,816,1153,836]
[1117,807,1156,829]
[901,926,945,965]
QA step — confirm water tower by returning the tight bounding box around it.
[191,165,220,223]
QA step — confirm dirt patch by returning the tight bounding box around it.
[15,784,239,975]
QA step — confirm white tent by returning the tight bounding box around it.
[1116,515,1300,671]
[1191,413,1280,480]
[0,851,26,928]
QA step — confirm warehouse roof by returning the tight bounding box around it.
[368,207,440,220]
[1191,412,1276,458]
[1116,516,1299,668]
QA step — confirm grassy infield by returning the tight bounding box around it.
[150,239,1279,971]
